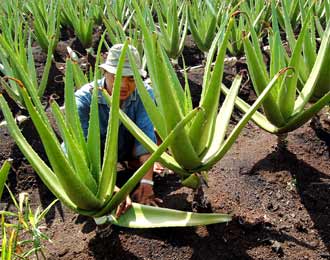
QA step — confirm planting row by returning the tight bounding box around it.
[0,0,329,247]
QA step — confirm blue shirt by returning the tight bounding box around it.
[75,78,156,161]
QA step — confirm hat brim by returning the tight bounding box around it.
[99,64,147,78]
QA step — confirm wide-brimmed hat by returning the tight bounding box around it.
[99,44,146,77]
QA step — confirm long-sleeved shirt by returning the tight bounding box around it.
[74,78,156,161]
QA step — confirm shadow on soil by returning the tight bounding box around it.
[250,147,330,254]
[62,146,329,259]
[310,116,330,156]
[82,172,320,260]
[85,216,318,260]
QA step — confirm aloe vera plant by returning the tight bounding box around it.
[222,1,330,134]
[226,0,269,56]
[106,0,131,25]
[0,0,26,42]
[102,8,126,45]
[276,0,326,32]
[275,0,300,30]
[187,0,224,53]
[60,0,103,49]
[288,0,330,99]
[126,1,280,188]
[0,21,55,109]
[25,0,61,53]
[153,0,188,60]
[102,0,139,46]
[314,0,330,30]
[0,40,231,227]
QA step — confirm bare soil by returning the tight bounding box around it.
[0,34,330,260]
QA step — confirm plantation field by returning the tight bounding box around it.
[1,1,330,259]
[1,34,329,259]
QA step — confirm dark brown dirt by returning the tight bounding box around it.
[1,33,330,260]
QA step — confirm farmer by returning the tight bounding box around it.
[74,44,163,215]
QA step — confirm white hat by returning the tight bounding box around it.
[99,44,146,77]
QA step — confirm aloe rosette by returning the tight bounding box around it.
[0,40,232,228]
[153,0,188,60]
[277,0,330,99]
[125,1,281,187]
[227,0,271,56]
[59,0,99,49]
[0,24,55,109]
[187,0,224,53]
[222,1,330,134]
[26,0,60,53]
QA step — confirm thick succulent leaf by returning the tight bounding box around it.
[97,41,129,202]
[86,82,101,182]
[201,69,285,168]
[37,31,56,98]
[294,19,330,112]
[0,34,48,124]
[151,40,201,169]
[0,94,78,211]
[93,107,201,217]
[177,6,189,59]
[221,84,279,133]
[278,91,330,133]
[277,11,311,120]
[202,75,241,162]
[51,101,98,193]
[161,45,187,115]
[282,0,297,49]
[0,160,11,201]
[189,17,234,155]
[187,3,208,52]
[181,173,201,189]
[314,16,324,39]
[152,40,184,129]
[87,31,106,182]
[154,2,171,52]
[108,203,232,228]
[65,60,88,160]
[27,35,38,88]
[131,0,158,93]
[127,48,167,140]
[20,86,101,210]
[310,22,330,99]
[0,61,23,105]
[202,14,228,90]
[243,28,285,127]
[182,59,193,116]
[270,0,286,81]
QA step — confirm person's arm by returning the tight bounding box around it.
[132,154,162,206]
[131,87,163,205]
[114,186,132,218]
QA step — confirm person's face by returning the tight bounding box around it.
[104,72,136,101]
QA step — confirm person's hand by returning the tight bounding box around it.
[153,162,173,175]
[115,191,132,218]
[153,162,165,174]
[132,183,163,206]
